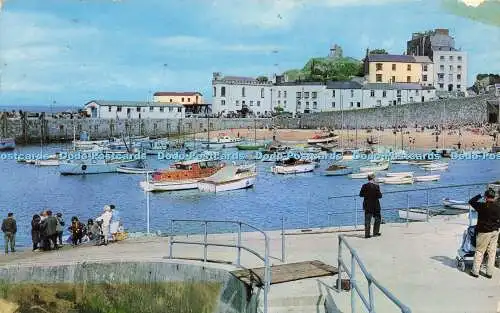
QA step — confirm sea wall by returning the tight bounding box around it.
[0,261,256,313]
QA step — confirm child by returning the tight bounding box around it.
[68,216,85,246]
[56,213,65,247]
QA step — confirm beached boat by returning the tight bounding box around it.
[324,164,353,176]
[359,161,389,173]
[236,143,266,150]
[140,160,224,192]
[198,164,257,193]
[307,132,338,144]
[349,172,374,179]
[442,198,471,210]
[59,158,138,175]
[271,158,315,174]
[414,174,440,182]
[386,172,413,177]
[316,142,338,152]
[0,138,15,151]
[398,208,444,221]
[378,176,414,184]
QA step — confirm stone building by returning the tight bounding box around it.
[84,100,185,119]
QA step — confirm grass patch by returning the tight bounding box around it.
[0,281,221,313]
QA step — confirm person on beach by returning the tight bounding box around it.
[109,205,121,242]
[31,214,41,251]
[1,213,17,254]
[68,216,85,246]
[96,205,113,245]
[359,173,382,239]
[468,189,500,279]
[44,210,59,250]
[86,219,95,240]
[56,213,65,247]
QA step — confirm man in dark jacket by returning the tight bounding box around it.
[43,210,59,250]
[468,189,500,278]
[359,174,382,238]
[1,213,17,254]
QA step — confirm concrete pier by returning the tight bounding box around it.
[0,215,499,313]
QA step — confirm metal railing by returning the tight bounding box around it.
[337,234,411,313]
[168,219,272,313]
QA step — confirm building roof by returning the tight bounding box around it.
[367,54,415,63]
[85,100,184,108]
[412,56,433,64]
[363,83,433,90]
[153,92,202,97]
[221,76,258,82]
[276,81,326,86]
[326,81,363,89]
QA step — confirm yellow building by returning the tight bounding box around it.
[153,92,203,105]
[365,54,432,84]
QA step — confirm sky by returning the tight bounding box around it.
[0,0,499,107]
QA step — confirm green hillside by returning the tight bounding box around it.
[284,56,364,82]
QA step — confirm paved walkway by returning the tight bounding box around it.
[0,214,499,313]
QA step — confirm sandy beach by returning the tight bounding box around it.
[195,127,498,150]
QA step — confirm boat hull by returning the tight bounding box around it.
[386,172,413,177]
[140,180,200,192]
[360,162,389,172]
[398,209,429,221]
[349,172,374,179]
[237,144,265,151]
[442,199,471,210]
[307,136,338,144]
[414,175,440,182]
[0,138,15,151]
[35,160,60,166]
[324,168,353,176]
[198,176,256,193]
[116,166,151,174]
[59,160,137,175]
[271,163,315,174]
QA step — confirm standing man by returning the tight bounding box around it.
[359,173,382,239]
[1,213,17,254]
[468,189,500,278]
[96,205,113,245]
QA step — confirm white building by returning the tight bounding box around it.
[84,100,185,119]
[212,73,436,116]
[433,50,468,93]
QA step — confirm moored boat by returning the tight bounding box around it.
[414,174,440,182]
[386,172,414,177]
[442,198,471,210]
[0,138,15,151]
[324,164,352,176]
[307,132,338,144]
[59,158,138,175]
[378,176,414,184]
[398,208,444,221]
[198,164,257,193]
[271,158,315,174]
[359,161,389,173]
[349,171,374,179]
[201,135,242,149]
[236,142,265,150]
[421,163,448,171]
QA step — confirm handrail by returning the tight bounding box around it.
[337,234,411,313]
[328,182,490,199]
[168,219,271,313]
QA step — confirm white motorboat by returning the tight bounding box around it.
[442,198,471,210]
[386,172,414,177]
[398,208,431,221]
[378,176,414,184]
[359,161,389,173]
[35,159,60,166]
[414,174,440,182]
[59,158,138,175]
[202,135,243,149]
[271,158,315,175]
[349,171,374,179]
[421,163,448,171]
[198,165,257,193]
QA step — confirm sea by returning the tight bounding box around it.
[0,143,499,249]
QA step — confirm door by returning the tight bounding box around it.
[448,84,453,92]
[91,107,97,118]
[127,108,131,119]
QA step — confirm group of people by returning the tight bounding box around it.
[1,204,122,254]
[359,174,500,279]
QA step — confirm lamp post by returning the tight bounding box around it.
[145,171,151,234]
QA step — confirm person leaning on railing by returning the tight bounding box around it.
[468,189,500,279]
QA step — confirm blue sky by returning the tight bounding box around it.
[0,0,499,107]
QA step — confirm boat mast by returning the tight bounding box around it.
[254,118,257,145]
[207,114,210,150]
[73,123,76,151]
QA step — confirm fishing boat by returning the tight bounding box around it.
[0,138,15,151]
[271,158,315,174]
[359,161,389,173]
[421,163,448,171]
[140,139,171,155]
[386,172,413,177]
[316,142,338,152]
[414,174,440,182]
[140,160,224,192]
[198,164,257,193]
[307,132,338,144]
[59,158,139,175]
[442,198,471,210]
[324,164,353,176]
[378,176,414,184]
[349,171,374,179]
[116,160,152,174]
[398,208,444,221]
[201,135,242,149]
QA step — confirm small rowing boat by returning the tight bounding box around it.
[271,158,315,175]
[398,208,444,221]
[442,198,471,210]
[386,172,413,177]
[349,172,374,179]
[378,176,414,185]
[324,164,353,176]
[414,174,440,182]
[359,161,389,173]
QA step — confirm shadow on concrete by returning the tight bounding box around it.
[430,256,458,269]
[316,279,346,313]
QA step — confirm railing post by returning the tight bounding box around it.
[337,236,342,292]
[406,193,410,227]
[203,221,208,263]
[467,188,472,226]
[169,220,174,259]
[354,197,358,229]
[426,189,430,222]
[368,279,375,313]
[281,216,286,263]
[351,254,356,313]
[264,236,270,313]
[237,222,242,266]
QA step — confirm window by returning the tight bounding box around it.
[313,101,317,109]
[407,64,411,71]
[423,75,428,82]
[332,102,335,108]
[108,106,112,112]
[169,107,173,112]
[257,101,261,107]
[376,63,383,71]
[187,98,190,102]
[416,90,419,95]
[236,100,240,106]
[449,56,453,61]
[304,92,310,98]
[457,85,461,90]
[382,90,387,97]
[350,102,353,107]
[440,56,445,61]
[449,65,453,71]
[423,65,428,71]
[332,90,336,97]
[137,107,141,112]
[376,74,382,82]
[350,90,354,97]
[284,91,287,98]
[370,90,375,97]
[278,90,281,98]
[242,100,245,105]
[457,74,461,80]
[391,76,396,83]
[312,92,317,99]
[242,87,245,97]
[392,64,396,71]
[221,87,226,97]
[169,99,172,102]
[283,100,287,107]
[213,86,216,97]
[296,92,301,98]
[178,108,182,112]
[149,106,154,112]
[458,56,462,61]
[376,100,382,106]
[159,107,164,112]
[407,76,411,83]
[297,101,301,108]
[440,65,444,71]
[448,74,453,81]
[457,65,462,71]
[439,83,444,89]
[260,88,264,98]
[117,107,122,112]
[357,102,361,108]
[410,97,414,102]
[305,102,310,108]
[181,97,184,102]
[397,90,401,96]
[250,101,254,106]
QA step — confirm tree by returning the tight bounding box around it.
[369,49,389,55]
[256,76,269,83]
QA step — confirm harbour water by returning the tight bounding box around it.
[0,143,499,249]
